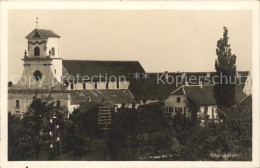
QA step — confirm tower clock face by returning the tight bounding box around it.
[33,70,42,81]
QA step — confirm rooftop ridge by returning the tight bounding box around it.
[170,86,183,95]
[25,29,60,39]
[183,84,215,87]
[63,59,141,62]
[143,71,249,74]
[182,86,186,94]
[239,94,251,103]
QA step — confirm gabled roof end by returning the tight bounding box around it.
[25,29,60,39]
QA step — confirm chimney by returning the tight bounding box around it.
[165,71,168,80]
[199,81,203,88]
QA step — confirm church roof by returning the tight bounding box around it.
[70,89,136,105]
[62,60,145,80]
[25,29,60,39]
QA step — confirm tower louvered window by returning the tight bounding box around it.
[34,47,40,56]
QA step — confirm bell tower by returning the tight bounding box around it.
[19,18,63,89]
[8,19,70,117]
[26,18,61,59]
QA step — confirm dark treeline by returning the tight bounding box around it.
[8,98,251,161]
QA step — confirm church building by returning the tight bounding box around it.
[8,24,140,117]
[8,23,251,118]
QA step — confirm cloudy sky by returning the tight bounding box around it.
[8,9,252,82]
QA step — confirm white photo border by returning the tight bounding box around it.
[1,1,259,168]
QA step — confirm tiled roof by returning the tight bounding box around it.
[234,86,248,103]
[171,87,185,95]
[170,85,247,106]
[240,95,252,104]
[128,73,180,100]
[171,71,249,86]
[128,71,249,101]
[25,29,60,39]
[62,60,145,80]
[70,89,136,105]
[182,85,217,105]
[78,101,99,112]
[62,65,70,77]
[61,58,249,101]
[77,101,115,113]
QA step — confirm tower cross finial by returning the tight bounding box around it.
[35,17,39,29]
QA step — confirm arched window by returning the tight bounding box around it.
[34,47,40,56]
[51,47,55,56]
[33,70,42,81]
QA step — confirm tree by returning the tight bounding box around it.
[21,95,68,160]
[8,113,34,160]
[214,27,237,107]
[62,102,102,160]
[220,104,252,160]
[107,102,172,160]
[176,103,252,161]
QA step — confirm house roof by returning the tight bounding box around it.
[170,85,247,106]
[234,86,248,103]
[128,73,180,100]
[240,95,252,104]
[70,89,136,105]
[25,29,60,39]
[62,60,145,81]
[128,71,249,101]
[171,86,185,95]
[182,85,217,105]
[77,101,115,113]
[172,71,249,86]
[78,101,99,112]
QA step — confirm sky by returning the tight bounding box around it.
[8,9,252,82]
